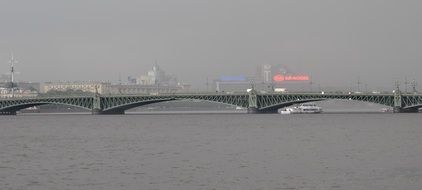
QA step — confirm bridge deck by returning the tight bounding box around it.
[1,92,422,114]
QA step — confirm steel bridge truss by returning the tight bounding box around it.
[0,96,93,115]
[1,92,422,115]
[257,93,395,112]
[401,94,422,111]
[99,94,249,114]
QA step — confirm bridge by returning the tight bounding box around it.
[1,89,422,115]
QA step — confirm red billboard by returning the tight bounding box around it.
[273,74,310,82]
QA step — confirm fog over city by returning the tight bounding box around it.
[1,0,422,90]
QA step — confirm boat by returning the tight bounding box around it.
[381,108,393,112]
[279,107,301,114]
[279,103,322,114]
[235,106,246,110]
[19,106,41,113]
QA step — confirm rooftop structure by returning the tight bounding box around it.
[136,64,178,86]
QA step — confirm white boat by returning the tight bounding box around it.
[381,108,393,112]
[235,106,246,110]
[279,103,322,114]
[279,107,301,114]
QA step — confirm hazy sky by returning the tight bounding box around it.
[1,0,422,90]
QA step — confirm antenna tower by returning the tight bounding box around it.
[9,53,18,97]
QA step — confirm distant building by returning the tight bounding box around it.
[136,64,178,86]
[257,64,273,83]
[43,81,112,94]
[0,81,40,91]
[214,76,254,92]
[0,79,40,98]
[127,76,137,84]
[256,64,311,92]
[0,87,38,98]
[41,65,190,95]
[213,80,274,93]
[213,64,312,93]
[109,83,190,95]
[136,75,154,85]
[111,64,190,94]
[43,81,190,95]
[14,82,41,92]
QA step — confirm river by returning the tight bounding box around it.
[1,113,421,190]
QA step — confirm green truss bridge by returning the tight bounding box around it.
[1,90,422,115]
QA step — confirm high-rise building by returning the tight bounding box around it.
[136,64,178,86]
[214,64,313,93]
[255,64,273,83]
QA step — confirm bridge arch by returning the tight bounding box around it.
[0,102,92,114]
[101,98,175,114]
[256,94,396,113]
[402,104,422,112]
[259,98,326,113]
[323,95,395,109]
[0,97,93,115]
[100,95,248,114]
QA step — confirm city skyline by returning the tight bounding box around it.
[0,53,419,92]
[1,1,422,90]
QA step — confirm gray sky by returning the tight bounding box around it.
[1,0,422,90]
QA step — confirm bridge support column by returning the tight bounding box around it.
[91,90,105,115]
[393,87,404,113]
[247,88,260,114]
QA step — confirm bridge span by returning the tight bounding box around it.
[1,90,422,115]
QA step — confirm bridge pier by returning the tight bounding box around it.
[92,108,103,115]
[101,110,125,115]
[247,88,260,114]
[92,109,125,115]
[247,107,259,114]
[393,107,402,113]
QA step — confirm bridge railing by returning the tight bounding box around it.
[0,95,93,100]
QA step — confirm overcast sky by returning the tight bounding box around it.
[1,0,421,90]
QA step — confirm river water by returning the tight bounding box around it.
[1,113,421,190]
